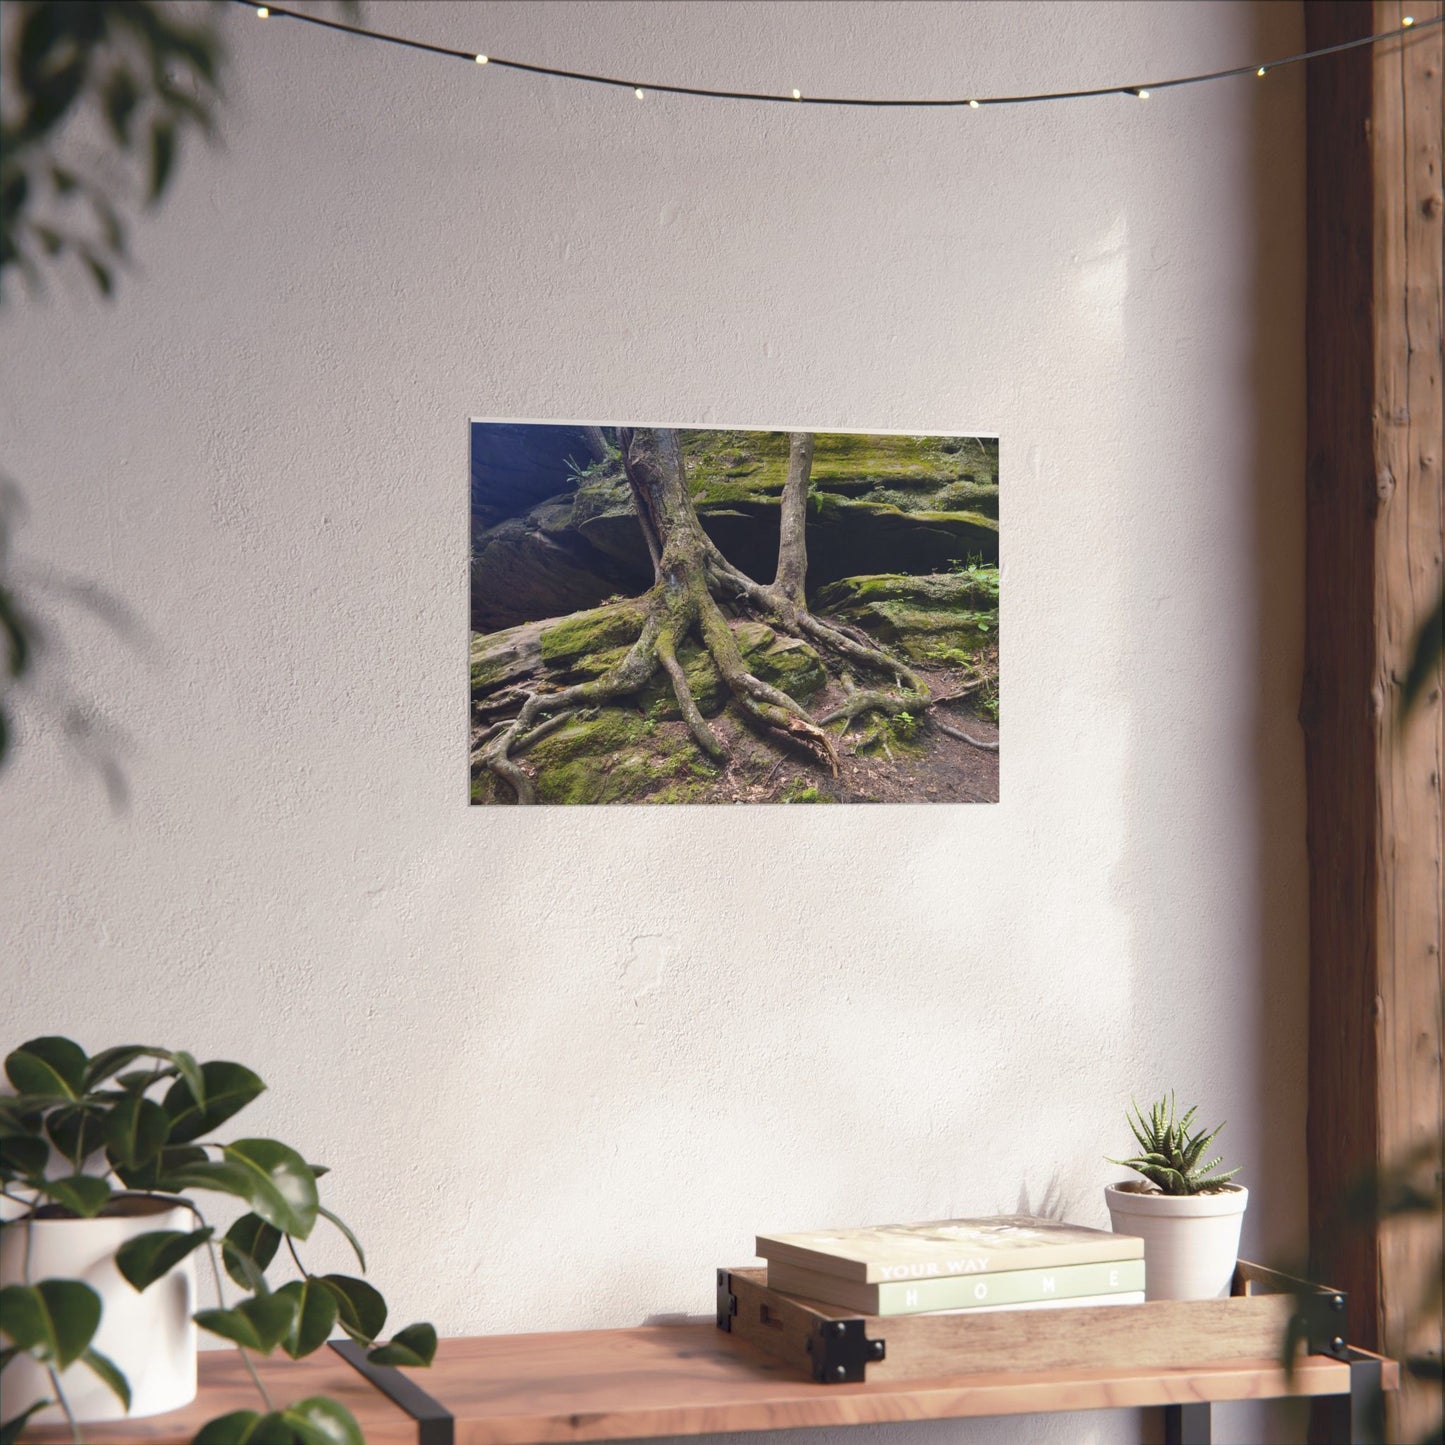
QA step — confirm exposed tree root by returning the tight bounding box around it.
[475,426,993,803]
[934,718,1000,751]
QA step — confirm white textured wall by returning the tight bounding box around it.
[1,2,1307,1441]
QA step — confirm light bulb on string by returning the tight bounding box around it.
[226,0,1437,115]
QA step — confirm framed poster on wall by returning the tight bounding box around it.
[470,423,999,804]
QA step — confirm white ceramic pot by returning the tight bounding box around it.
[1104,1181,1248,1301]
[0,1194,198,1423]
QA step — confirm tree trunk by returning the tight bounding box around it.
[774,431,814,604]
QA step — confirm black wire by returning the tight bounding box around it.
[232,2,1441,109]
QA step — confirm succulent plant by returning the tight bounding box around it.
[1109,1092,1241,1196]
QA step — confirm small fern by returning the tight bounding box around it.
[1109,1092,1241,1196]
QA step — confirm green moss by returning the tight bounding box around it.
[539,601,646,668]
[524,709,718,805]
[637,622,826,720]
[813,571,998,666]
[680,430,997,510]
[781,781,835,804]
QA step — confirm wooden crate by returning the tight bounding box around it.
[716,1261,1351,1384]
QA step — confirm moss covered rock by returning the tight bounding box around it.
[815,571,999,666]
[473,430,1000,630]
[471,603,826,717]
[523,710,720,805]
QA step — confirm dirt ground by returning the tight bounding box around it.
[702,663,999,805]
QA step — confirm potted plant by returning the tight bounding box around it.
[1104,1093,1248,1301]
[0,1036,436,1444]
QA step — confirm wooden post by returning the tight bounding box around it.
[1304,2,1444,1439]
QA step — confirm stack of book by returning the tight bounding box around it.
[756,1215,1145,1317]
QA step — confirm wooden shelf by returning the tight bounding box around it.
[22,1322,1399,1445]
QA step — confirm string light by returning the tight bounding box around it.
[234,2,1440,110]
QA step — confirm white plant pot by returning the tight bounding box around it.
[1105,1181,1248,1301]
[0,1194,198,1423]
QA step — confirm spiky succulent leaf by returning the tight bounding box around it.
[1111,1094,1240,1196]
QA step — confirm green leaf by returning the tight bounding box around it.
[194,1292,298,1354]
[318,1206,365,1273]
[276,1278,338,1359]
[318,1275,386,1345]
[0,1133,48,1181]
[148,118,177,203]
[220,1139,318,1240]
[367,1322,437,1368]
[222,1213,281,1290]
[169,1051,206,1113]
[160,1157,257,1205]
[101,69,140,145]
[5,1037,86,1099]
[192,1410,296,1445]
[0,1280,101,1367]
[81,253,114,296]
[45,1103,105,1166]
[104,1094,171,1168]
[0,1400,53,1444]
[115,1066,177,1093]
[282,1396,365,1445]
[116,1227,213,1291]
[162,1062,264,1144]
[84,1045,166,1090]
[116,1141,206,1191]
[81,1346,131,1409]
[36,1174,112,1217]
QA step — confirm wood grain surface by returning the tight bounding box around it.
[1303,4,1444,1439]
[20,1348,417,1445]
[17,1324,1397,1445]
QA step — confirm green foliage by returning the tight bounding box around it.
[945,555,1002,600]
[1108,1092,1240,1196]
[1,1,223,302]
[0,1036,435,1444]
[366,1322,438,1368]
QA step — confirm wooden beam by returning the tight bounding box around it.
[1304,2,1444,1439]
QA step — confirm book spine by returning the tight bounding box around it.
[873,1258,1144,1313]
[757,1236,1145,1283]
[936,1291,1145,1315]
[768,1258,1146,1314]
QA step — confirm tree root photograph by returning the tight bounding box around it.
[469,423,1000,805]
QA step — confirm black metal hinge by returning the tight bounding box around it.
[716,1268,738,1331]
[1296,1284,1351,1362]
[805,1317,886,1383]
